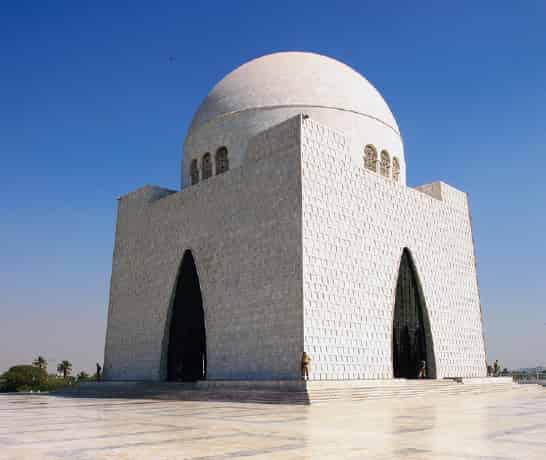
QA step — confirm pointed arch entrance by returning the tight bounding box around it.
[392,248,436,379]
[166,250,207,382]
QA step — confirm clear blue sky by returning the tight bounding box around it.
[1,1,545,374]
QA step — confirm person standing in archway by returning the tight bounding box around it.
[418,360,426,379]
[301,352,311,380]
[493,359,500,377]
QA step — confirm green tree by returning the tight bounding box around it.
[32,356,48,370]
[57,360,72,379]
[1,365,47,392]
[77,371,90,381]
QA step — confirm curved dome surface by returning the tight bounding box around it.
[182,52,404,187]
[190,52,399,135]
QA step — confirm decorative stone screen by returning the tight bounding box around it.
[380,150,391,178]
[190,159,199,185]
[202,153,212,180]
[364,145,378,172]
[392,157,400,182]
[215,147,229,174]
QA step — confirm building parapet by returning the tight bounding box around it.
[246,115,302,162]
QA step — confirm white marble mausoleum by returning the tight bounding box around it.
[103,52,487,382]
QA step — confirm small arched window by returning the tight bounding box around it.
[380,150,391,177]
[364,145,378,172]
[392,157,400,182]
[202,153,212,180]
[215,147,229,175]
[190,159,199,185]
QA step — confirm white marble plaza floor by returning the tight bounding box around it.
[1,388,545,459]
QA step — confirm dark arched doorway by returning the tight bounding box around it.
[392,248,435,379]
[167,250,206,382]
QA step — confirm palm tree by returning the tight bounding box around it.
[57,360,72,379]
[33,356,47,370]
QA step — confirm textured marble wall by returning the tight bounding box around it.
[104,117,303,381]
[300,117,486,380]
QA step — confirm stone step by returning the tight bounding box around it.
[310,385,517,394]
[53,379,542,405]
[308,385,513,395]
[310,388,517,399]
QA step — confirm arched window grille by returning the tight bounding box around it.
[215,147,229,175]
[190,159,199,185]
[202,153,212,180]
[380,150,391,177]
[364,145,378,172]
[392,157,400,182]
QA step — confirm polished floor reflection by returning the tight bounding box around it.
[1,388,545,459]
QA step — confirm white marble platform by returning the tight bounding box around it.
[1,386,545,459]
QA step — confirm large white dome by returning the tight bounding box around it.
[182,52,404,187]
[190,52,399,135]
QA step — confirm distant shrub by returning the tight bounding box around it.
[1,364,97,393]
[16,385,33,392]
[39,376,74,392]
[77,371,91,381]
[1,365,48,392]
